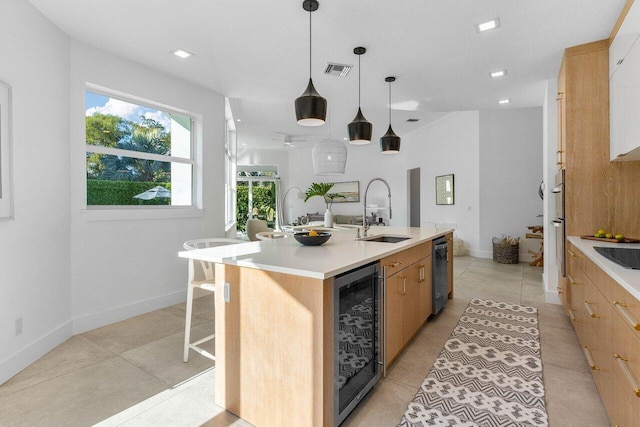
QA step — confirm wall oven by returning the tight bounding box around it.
[333,262,382,425]
[552,169,565,276]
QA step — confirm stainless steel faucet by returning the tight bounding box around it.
[362,177,392,237]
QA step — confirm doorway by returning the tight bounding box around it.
[407,168,420,227]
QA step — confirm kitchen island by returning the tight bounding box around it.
[179,226,453,427]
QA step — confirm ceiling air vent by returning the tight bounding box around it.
[324,63,352,77]
[406,118,420,122]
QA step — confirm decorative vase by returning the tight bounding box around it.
[324,208,333,227]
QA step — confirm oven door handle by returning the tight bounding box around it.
[552,220,562,228]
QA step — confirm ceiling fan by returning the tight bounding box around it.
[270,133,307,147]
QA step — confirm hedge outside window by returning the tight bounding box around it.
[85,90,194,206]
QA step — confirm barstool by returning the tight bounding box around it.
[182,238,243,362]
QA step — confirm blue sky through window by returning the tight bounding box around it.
[85,91,171,130]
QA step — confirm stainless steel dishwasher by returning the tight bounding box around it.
[432,236,449,314]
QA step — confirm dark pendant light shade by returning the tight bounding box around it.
[295,78,327,126]
[295,0,326,126]
[380,124,401,153]
[348,47,372,144]
[380,76,400,154]
[348,108,373,144]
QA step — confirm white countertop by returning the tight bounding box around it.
[568,236,640,300]
[179,227,451,279]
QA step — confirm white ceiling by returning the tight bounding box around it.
[28,0,626,150]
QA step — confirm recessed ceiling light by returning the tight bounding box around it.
[498,98,510,105]
[491,70,507,78]
[171,48,194,59]
[236,119,241,122]
[476,18,500,32]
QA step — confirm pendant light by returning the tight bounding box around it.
[295,0,326,126]
[380,76,400,154]
[347,47,372,144]
[312,138,347,175]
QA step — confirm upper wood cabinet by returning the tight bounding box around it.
[610,0,640,161]
[557,60,566,170]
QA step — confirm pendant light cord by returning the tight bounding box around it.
[388,81,392,124]
[358,55,361,107]
[309,6,312,78]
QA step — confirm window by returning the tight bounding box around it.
[236,165,279,232]
[85,88,195,207]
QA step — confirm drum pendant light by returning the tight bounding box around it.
[347,47,372,144]
[380,76,401,154]
[295,0,326,126]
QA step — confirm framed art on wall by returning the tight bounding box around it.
[327,181,360,203]
[0,80,13,219]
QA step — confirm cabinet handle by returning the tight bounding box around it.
[613,301,640,331]
[583,300,600,318]
[613,354,640,398]
[568,249,577,258]
[402,276,407,296]
[568,309,576,322]
[418,265,425,282]
[390,261,401,268]
[568,275,577,285]
[583,346,600,371]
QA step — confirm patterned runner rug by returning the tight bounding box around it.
[398,299,548,427]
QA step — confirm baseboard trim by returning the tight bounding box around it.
[0,321,73,385]
[72,289,187,335]
[545,291,561,305]
[1,290,188,386]
[468,249,492,258]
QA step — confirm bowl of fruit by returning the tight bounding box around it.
[293,230,331,246]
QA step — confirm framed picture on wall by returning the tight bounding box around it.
[0,80,13,219]
[327,181,360,203]
[435,174,454,205]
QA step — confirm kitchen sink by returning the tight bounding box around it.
[360,235,411,243]
[594,246,640,269]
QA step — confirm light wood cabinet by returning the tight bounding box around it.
[385,255,433,368]
[385,271,405,366]
[418,256,433,320]
[564,244,640,426]
[557,59,566,170]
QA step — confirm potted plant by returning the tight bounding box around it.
[304,182,342,227]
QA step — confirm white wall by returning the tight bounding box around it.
[543,80,560,303]
[68,41,225,333]
[403,111,481,253]
[0,0,72,384]
[283,109,542,260]
[287,140,408,227]
[478,108,544,258]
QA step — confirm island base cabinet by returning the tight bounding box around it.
[214,264,334,427]
[385,273,405,368]
[385,256,432,368]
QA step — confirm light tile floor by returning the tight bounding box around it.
[0,256,610,426]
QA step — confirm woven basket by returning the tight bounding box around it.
[492,237,519,264]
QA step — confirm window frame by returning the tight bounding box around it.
[82,84,203,220]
